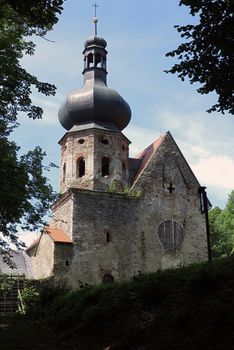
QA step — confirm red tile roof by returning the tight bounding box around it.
[132,133,166,184]
[44,227,73,244]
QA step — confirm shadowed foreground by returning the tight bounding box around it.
[1,256,234,350]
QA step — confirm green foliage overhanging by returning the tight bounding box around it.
[0,1,64,256]
[165,0,234,115]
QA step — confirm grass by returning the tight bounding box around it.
[1,256,234,349]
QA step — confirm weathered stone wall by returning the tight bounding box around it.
[29,234,54,279]
[131,132,208,270]
[59,130,95,193]
[68,189,140,287]
[59,128,130,194]
[50,192,74,240]
[53,243,73,283]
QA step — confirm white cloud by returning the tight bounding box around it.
[124,123,234,208]
[19,232,40,248]
[124,125,161,157]
[192,155,234,190]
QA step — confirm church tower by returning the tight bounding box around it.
[58,18,131,193]
[26,12,208,286]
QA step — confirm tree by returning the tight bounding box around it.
[209,190,234,258]
[0,0,64,122]
[165,0,234,115]
[0,1,64,260]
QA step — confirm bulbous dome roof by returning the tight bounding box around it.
[84,35,107,49]
[58,35,131,132]
[58,78,131,131]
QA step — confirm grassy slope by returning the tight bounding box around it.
[1,256,234,350]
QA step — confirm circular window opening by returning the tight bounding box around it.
[101,137,109,145]
[158,220,185,251]
[78,139,85,144]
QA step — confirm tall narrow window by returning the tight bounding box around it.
[95,53,102,67]
[63,163,66,182]
[87,53,94,68]
[122,162,126,177]
[106,232,110,243]
[102,157,110,177]
[77,157,85,177]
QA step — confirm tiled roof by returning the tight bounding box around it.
[44,227,73,244]
[132,133,166,184]
[0,249,32,276]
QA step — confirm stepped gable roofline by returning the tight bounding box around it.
[132,133,167,184]
[44,227,73,244]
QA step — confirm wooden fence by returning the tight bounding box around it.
[0,275,26,315]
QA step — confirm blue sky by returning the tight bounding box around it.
[13,0,234,210]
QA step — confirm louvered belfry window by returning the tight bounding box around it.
[158,220,185,251]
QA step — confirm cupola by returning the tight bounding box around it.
[58,18,131,132]
[58,14,132,194]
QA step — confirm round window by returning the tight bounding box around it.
[99,135,112,147]
[158,220,185,251]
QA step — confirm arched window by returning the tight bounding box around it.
[102,274,114,284]
[77,157,85,178]
[95,53,102,68]
[87,53,94,68]
[63,163,66,182]
[102,157,110,177]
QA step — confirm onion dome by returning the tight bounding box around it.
[58,34,131,131]
[84,35,107,49]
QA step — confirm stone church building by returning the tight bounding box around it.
[26,30,208,288]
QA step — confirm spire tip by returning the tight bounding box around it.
[92,3,99,35]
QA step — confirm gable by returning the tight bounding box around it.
[131,131,200,196]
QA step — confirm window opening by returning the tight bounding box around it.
[122,162,126,176]
[65,260,69,266]
[158,220,185,251]
[95,53,102,68]
[106,232,110,243]
[102,157,110,177]
[63,163,66,182]
[101,137,109,145]
[77,157,85,177]
[102,274,114,284]
[78,138,85,144]
[87,53,94,68]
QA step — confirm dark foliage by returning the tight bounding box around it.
[0,1,64,254]
[2,257,234,349]
[166,0,234,114]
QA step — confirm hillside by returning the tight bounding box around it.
[1,256,234,350]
